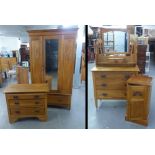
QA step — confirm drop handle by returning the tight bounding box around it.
[34,110,40,113]
[34,95,39,99]
[15,111,20,114]
[101,75,106,78]
[35,102,40,104]
[101,84,107,87]
[102,93,108,96]
[13,96,18,99]
[14,102,19,105]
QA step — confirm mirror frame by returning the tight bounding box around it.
[99,28,130,54]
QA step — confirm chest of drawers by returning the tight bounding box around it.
[4,84,49,123]
[92,66,139,108]
[125,75,152,126]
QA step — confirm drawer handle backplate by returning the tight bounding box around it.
[102,93,108,96]
[101,84,107,87]
[133,91,143,96]
[34,95,39,99]
[15,111,20,114]
[101,75,106,78]
[13,96,18,99]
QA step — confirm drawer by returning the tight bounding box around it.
[47,94,71,105]
[95,80,126,90]
[128,85,146,100]
[8,99,45,107]
[6,93,46,100]
[96,90,126,99]
[94,72,134,80]
[10,107,45,115]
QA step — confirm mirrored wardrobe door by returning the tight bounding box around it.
[43,36,61,91]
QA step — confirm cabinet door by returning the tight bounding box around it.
[126,85,148,125]
[60,35,76,94]
[30,36,44,83]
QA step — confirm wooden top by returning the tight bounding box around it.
[27,28,78,36]
[4,84,49,93]
[91,66,139,72]
[127,75,152,86]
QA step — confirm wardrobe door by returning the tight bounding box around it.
[60,35,76,94]
[30,36,45,83]
[43,36,61,91]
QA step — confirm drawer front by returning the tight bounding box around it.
[95,80,126,90]
[128,85,146,100]
[48,94,71,105]
[96,90,126,99]
[10,107,45,115]
[6,94,46,100]
[8,99,45,107]
[94,72,135,80]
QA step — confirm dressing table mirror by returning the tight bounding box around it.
[95,28,137,66]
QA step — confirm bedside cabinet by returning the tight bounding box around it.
[4,84,49,123]
[125,75,152,126]
[92,66,139,108]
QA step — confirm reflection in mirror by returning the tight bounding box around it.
[45,39,58,90]
[103,31,128,52]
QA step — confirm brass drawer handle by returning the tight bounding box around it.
[101,75,106,78]
[133,91,143,96]
[34,95,39,99]
[35,101,40,104]
[14,102,19,105]
[13,96,18,99]
[101,84,107,87]
[34,110,40,113]
[15,111,20,114]
[102,93,108,96]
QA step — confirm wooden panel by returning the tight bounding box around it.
[128,85,145,100]
[30,36,44,83]
[96,90,126,99]
[4,84,49,93]
[60,36,76,94]
[8,99,45,107]
[16,66,29,84]
[94,71,133,80]
[95,80,126,90]
[47,94,71,106]
[6,93,45,100]
[128,100,146,120]
[10,107,45,115]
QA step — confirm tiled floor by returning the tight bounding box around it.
[0,76,85,129]
[88,52,155,129]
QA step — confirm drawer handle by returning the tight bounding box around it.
[101,75,106,78]
[58,99,62,102]
[35,102,40,104]
[14,102,19,105]
[34,110,40,113]
[34,95,39,99]
[13,96,18,99]
[15,111,20,114]
[133,91,143,96]
[102,93,108,96]
[101,84,107,87]
[124,75,130,79]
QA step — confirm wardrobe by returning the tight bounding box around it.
[28,28,78,109]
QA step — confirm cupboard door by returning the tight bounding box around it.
[30,36,44,83]
[60,36,76,94]
[126,85,148,125]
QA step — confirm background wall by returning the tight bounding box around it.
[0,36,21,53]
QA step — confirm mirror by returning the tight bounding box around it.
[103,31,129,53]
[45,39,58,90]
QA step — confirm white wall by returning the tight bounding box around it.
[0,36,21,52]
